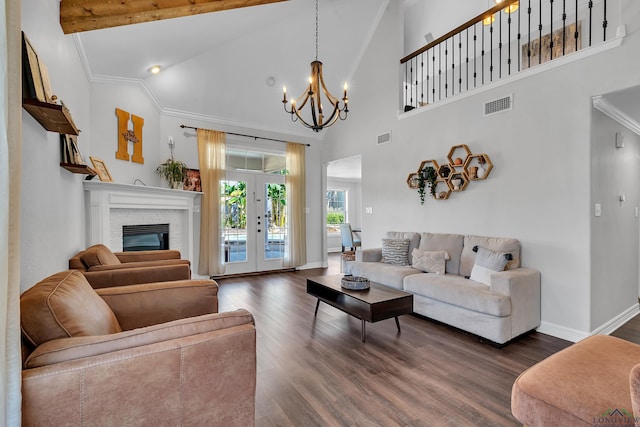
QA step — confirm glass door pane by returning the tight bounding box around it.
[222,178,249,267]
[257,174,286,271]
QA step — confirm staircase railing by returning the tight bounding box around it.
[400,0,610,111]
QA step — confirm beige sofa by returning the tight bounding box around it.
[347,232,541,344]
[21,270,256,426]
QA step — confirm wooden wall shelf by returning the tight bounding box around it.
[60,163,96,176]
[23,98,79,135]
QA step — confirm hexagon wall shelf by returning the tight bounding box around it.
[408,144,492,202]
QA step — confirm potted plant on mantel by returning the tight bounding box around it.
[156,157,188,189]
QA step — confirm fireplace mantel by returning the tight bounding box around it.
[83,181,201,266]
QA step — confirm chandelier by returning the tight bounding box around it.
[282,0,349,132]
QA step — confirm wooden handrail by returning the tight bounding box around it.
[400,0,521,64]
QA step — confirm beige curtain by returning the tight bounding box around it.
[197,129,226,276]
[2,0,23,424]
[284,142,307,268]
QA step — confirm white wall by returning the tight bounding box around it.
[590,111,640,330]
[20,0,91,291]
[90,83,163,187]
[322,0,640,339]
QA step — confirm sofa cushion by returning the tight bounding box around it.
[381,238,410,265]
[79,244,122,268]
[460,235,521,278]
[349,261,422,290]
[418,233,464,275]
[386,232,421,265]
[20,270,122,347]
[403,274,511,317]
[469,246,512,285]
[412,249,450,275]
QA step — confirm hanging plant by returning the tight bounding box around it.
[417,166,437,205]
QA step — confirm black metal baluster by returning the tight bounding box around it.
[432,50,436,103]
[459,33,462,93]
[415,56,420,108]
[603,0,608,41]
[439,43,442,101]
[528,0,532,68]
[466,28,470,91]
[445,39,449,97]
[550,0,554,60]
[589,0,593,46]
[404,63,408,109]
[482,22,485,84]
[499,9,503,79]
[421,53,424,107]
[518,1,521,71]
[490,19,494,81]
[508,4,512,75]
[575,0,579,52]
[538,0,542,64]
[474,24,478,87]
[562,0,566,56]
[426,49,430,105]
[410,59,413,108]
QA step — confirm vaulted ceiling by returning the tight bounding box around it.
[68,0,640,144]
[72,0,388,141]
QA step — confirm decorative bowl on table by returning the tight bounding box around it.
[341,275,370,290]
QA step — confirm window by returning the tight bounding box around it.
[226,148,285,174]
[326,189,347,233]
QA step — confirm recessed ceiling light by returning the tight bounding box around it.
[149,65,162,74]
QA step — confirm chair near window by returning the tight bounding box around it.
[340,223,361,252]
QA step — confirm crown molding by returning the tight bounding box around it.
[160,108,324,143]
[593,96,640,136]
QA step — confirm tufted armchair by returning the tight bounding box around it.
[20,270,256,426]
[69,244,192,288]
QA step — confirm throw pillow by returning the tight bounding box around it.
[381,238,411,265]
[412,249,450,275]
[80,244,121,269]
[469,245,513,286]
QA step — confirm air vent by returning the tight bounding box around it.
[484,95,513,116]
[377,131,392,145]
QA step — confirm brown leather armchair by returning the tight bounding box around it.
[69,244,192,288]
[21,270,256,426]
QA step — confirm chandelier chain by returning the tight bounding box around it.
[315,0,319,61]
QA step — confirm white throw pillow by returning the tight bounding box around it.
[469,246,512,285]
[411,249,450,275]
[381,238,410,265]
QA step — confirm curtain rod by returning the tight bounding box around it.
[179,125,310,147]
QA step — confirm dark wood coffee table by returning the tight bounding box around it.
[306,275,413,342]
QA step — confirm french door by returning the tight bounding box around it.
[222,171,287,275]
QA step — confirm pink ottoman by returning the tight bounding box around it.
[512,335,640,426]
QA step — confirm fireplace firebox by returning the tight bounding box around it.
[122,224,169,252]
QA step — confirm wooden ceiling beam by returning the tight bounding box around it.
[60,0,288,34]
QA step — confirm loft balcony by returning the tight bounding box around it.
[400,0,622,114]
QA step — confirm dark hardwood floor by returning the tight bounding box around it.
[216,254,640,426]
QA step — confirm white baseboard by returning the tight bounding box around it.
[536,322,589,343]
[591,303,640,336]
[537,303,640,343]
[297,261,327,270]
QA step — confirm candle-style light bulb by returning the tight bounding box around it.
[343,82,348,98]
[282,86,287,103]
